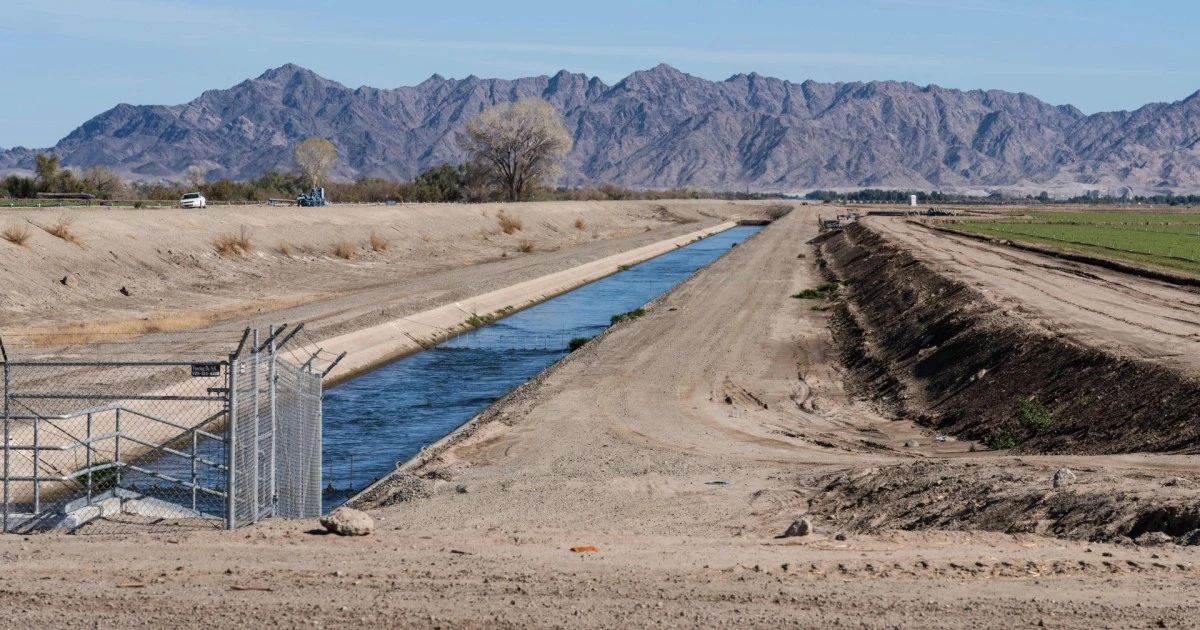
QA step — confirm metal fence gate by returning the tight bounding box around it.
[0,325,335,533]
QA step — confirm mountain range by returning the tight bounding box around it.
[3,63,1200,193]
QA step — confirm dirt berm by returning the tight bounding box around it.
[819,221,1200,455]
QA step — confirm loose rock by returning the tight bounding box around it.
[782,518,813,538]
[61,275,77,288]
[119,286,131,296]
[904,440,919,448]
[319,507,374,536]
[1053,468,1077,488]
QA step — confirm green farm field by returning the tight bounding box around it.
[951,213,1200,276]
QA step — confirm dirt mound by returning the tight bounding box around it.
[811,460,1200,546]
[820,222,1200,455]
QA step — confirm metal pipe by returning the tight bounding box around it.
[275,323,304,353]
[320,352,348,378]
[3,358,10,534]
[251,329,260,524]
[191,429,198,513]
[256,323,286,354]
[231,328,251,361]
[227,352,238,530]
[114,408,121,489]
[32,414,39,515]
[86,413,93,506]
[268,327,278,517]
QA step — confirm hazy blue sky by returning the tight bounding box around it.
[3,0,1198,148]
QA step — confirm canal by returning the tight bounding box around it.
[321,225,762,509]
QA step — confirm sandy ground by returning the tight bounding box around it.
[1,209,1198,628]
[0,199,748,359]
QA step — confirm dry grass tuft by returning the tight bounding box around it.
[45,215,80,244]
[277,241,293,257]
[498,212,522,234]
[574,217,587,230]
[2,223,32,247]
[213,225,254,257]
[332,240,356,260]
[370,231,391,251]
[517,239,536,253]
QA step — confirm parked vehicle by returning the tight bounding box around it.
[180,192,207,209]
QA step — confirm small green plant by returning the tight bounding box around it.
[76,460,119,494]
[792,282,840,300]
[568,337,591,351]
[466,313,495,328]
[986,429,1022,451]
[610,307,646,325]
[1019,398,1054,435]
[810,305,829,312]
[617,263,633,272]
[132,201,146,209]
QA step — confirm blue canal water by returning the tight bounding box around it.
[320,225,761,509]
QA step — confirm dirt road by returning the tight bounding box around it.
[3,209,1197,628]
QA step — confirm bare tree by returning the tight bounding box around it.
[456,99,572,202]
[294,138,338,188]
[185,165,206,190]
[82,166,127,199]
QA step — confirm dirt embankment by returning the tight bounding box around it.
[0,200,761,357]
[820,221,1200,455]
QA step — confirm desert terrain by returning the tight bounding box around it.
[0,202,1198,628]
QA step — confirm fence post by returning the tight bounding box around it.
[114,409,121,489]
[32,415,39,515]
[191,429,198,513]
[86,413,93,506]
[268,328,278,517]
[251,329,260,525]
[227,355,238,530]
[3,356,9,534]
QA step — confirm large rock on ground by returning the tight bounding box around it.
[782,518,813,538]
[319,507,374,536]
[1053,468,1077,488]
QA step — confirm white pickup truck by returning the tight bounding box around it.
[180,192,207,209]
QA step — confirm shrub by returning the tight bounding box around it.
[610,307,646,325]
[568,337,591,351]
[45,215,79,244]
[986,429,1022,451]
[574,217,587,230]
[2,223,32,246]
[497,212,522,234]
[1019,398,1053,435]
[332,240,356,260]
[792,282,840,300]
[369,230,391,251]
[517,239,536,253]
[213,225,254,256]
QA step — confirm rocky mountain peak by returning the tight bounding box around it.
[3,64,1200,193]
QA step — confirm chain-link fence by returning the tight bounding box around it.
[0,326,331,533]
